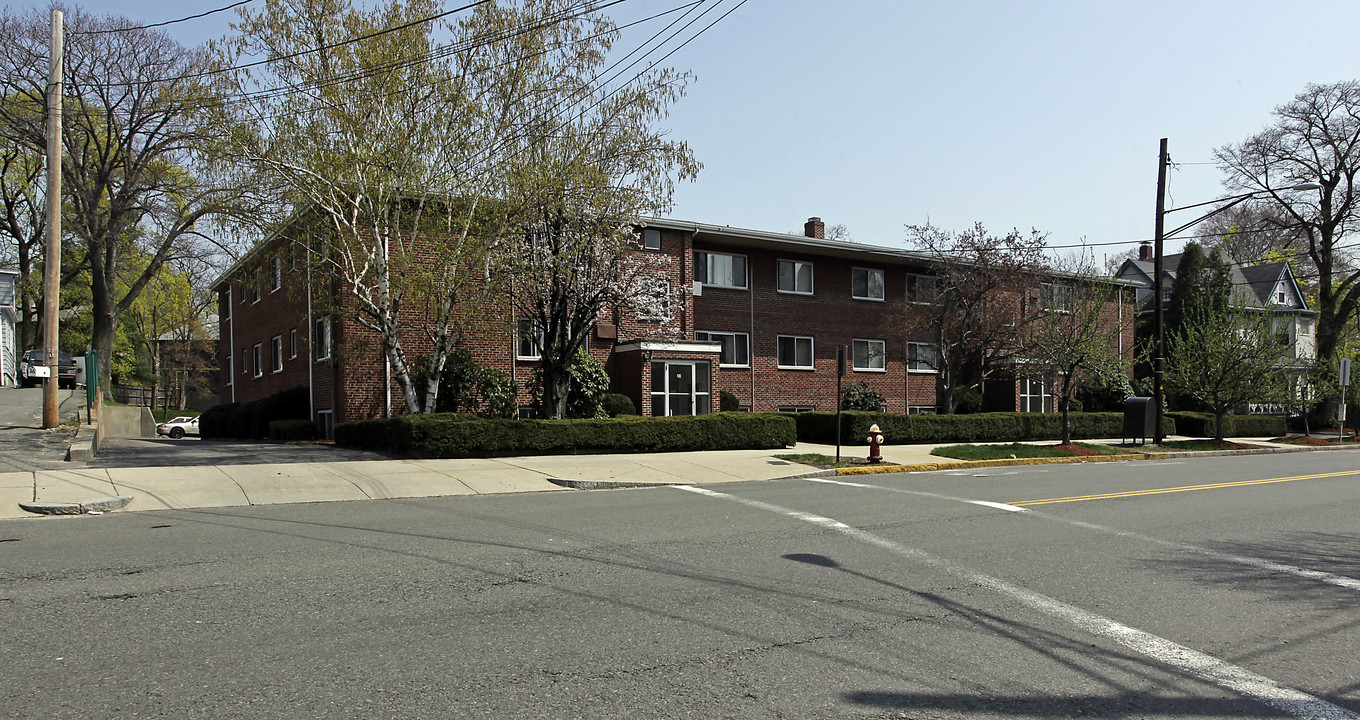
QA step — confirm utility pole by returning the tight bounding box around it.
[1152,138,1169,445]
[42,9,62,429]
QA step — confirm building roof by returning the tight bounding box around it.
[1117,254,1315,315]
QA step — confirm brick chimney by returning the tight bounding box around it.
[804,217,824,239]
[1138,241,1152,261]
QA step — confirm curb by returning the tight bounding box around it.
[19,496,133,516]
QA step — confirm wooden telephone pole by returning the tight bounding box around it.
[42,9,62,428]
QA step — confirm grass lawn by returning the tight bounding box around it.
[775,452,888,469]
[930,442,1134,461]
[1157,439,1253,451]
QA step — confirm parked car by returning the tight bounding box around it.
[156,416,200,439]
[17,349,77,389]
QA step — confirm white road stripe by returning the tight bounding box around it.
[675,484,1359,719]
[809,478,1360,593]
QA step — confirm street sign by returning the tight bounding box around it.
[1341,358,1351,387]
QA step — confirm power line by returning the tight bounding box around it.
[72,0,255,35]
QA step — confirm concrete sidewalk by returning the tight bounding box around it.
[0,436,1341,520]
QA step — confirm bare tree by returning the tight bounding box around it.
[902,222,1049,413]
[1215,80,1360,371]
[0,98,43,351]
[1023,256,1130,444]
[0,6,262,388]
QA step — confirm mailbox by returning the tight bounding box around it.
[1123,396,1156,445]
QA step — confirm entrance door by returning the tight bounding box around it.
[650,361,711,416]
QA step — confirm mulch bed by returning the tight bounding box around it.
[1272,435,1335,446]
[1052,444,1107,457]
[1194,440,1256,450]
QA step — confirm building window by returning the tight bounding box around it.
[852,339,886,371]
[1041,283,1072,312]
[314,316,332,361]
[907,342,939,372]
[1276,288,1288,304]
[271,336,283,373]
[778,406,814,413]
[696,331,749,367]
[290,328,298,358]
[517,318,543,360]
[777,259,814,295]
[636,278,672,322]
[270,256,283,292]
[694,251,748,289]
[643,228,661,250]
[777,335,814,369]
[225,356,233,386]
[251,272,261,304]
[907,405,935,415]
[906,274,937,303]
[852,267,885,301]
[252,344,263,378]
[242,348,249,375]
[221,291,231,320]
[650,361,711,416]
[1021,376,1053,413]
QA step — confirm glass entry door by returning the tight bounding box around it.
[650,361,710,416]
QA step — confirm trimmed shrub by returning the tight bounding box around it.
[601,393,638,417]
[201,386,313,440]
[335,411,796,457]
[796,411,1177,445]
[270,419,318,442]
[719,390,741,412]
[1167,412,1285,438]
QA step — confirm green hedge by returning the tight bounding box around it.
[335,411,796,457]
[201,386,312,440]
[270,419,319,442]
[795,410,1177,445]
[1166,412,1285,438]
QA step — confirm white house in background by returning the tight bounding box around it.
[1116,246,1319,411]
[0,269,17,387]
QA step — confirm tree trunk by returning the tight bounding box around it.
[1214,410,1225,442]
[539,360,572,419]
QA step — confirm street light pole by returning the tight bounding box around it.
[1153,138,1169,445]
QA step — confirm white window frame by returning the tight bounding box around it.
[643,228,662,250]
[517,318,543,360]
[314,316,332,362]
[270,256,283,292]
[852,338,887,372]
[252,344,263,378]
[694,250,748,290]
[907,405,935,415]
[906,273,937,304]
[271,335,283,373]
[777,259,814,295]
[649,360,711,417]
[1041,282,1072,313]
[290,328,298,359]
[907,342,939,373]
[696,330,750,367]
[242,348,249,376]
[777,335,814,370]
[1021,376,1054,413]
[778,406,815,413]
[852,267,885,301]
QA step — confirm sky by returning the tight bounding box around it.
[22,0,1360,264]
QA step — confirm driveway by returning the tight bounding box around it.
[0,386,82,472]
[89,434,392,467]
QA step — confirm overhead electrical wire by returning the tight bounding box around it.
[71,0,256,35]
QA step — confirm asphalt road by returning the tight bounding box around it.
[3,450,1360,719]
[0,386,82,472]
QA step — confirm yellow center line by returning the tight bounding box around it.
[1009,469,1360,507]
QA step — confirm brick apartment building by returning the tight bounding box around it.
[214,215,1136,436]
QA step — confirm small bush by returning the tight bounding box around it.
[335,411,795,457]
[601,393,637,417]
[270,419,318,442]
[840,381,886,411]
[719,390,741,412]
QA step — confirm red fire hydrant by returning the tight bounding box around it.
[867,424,884,464]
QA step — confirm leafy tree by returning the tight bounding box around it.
[1164,306,1289,441]
[1023,259,1130,445]
[0,6,262,390]
[1216,81,1360,372]
[528,348,609,419]
[901,222,1049,413]
[502,2,698,419]
[0,95,45,351]
[1166,242,1233,340]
